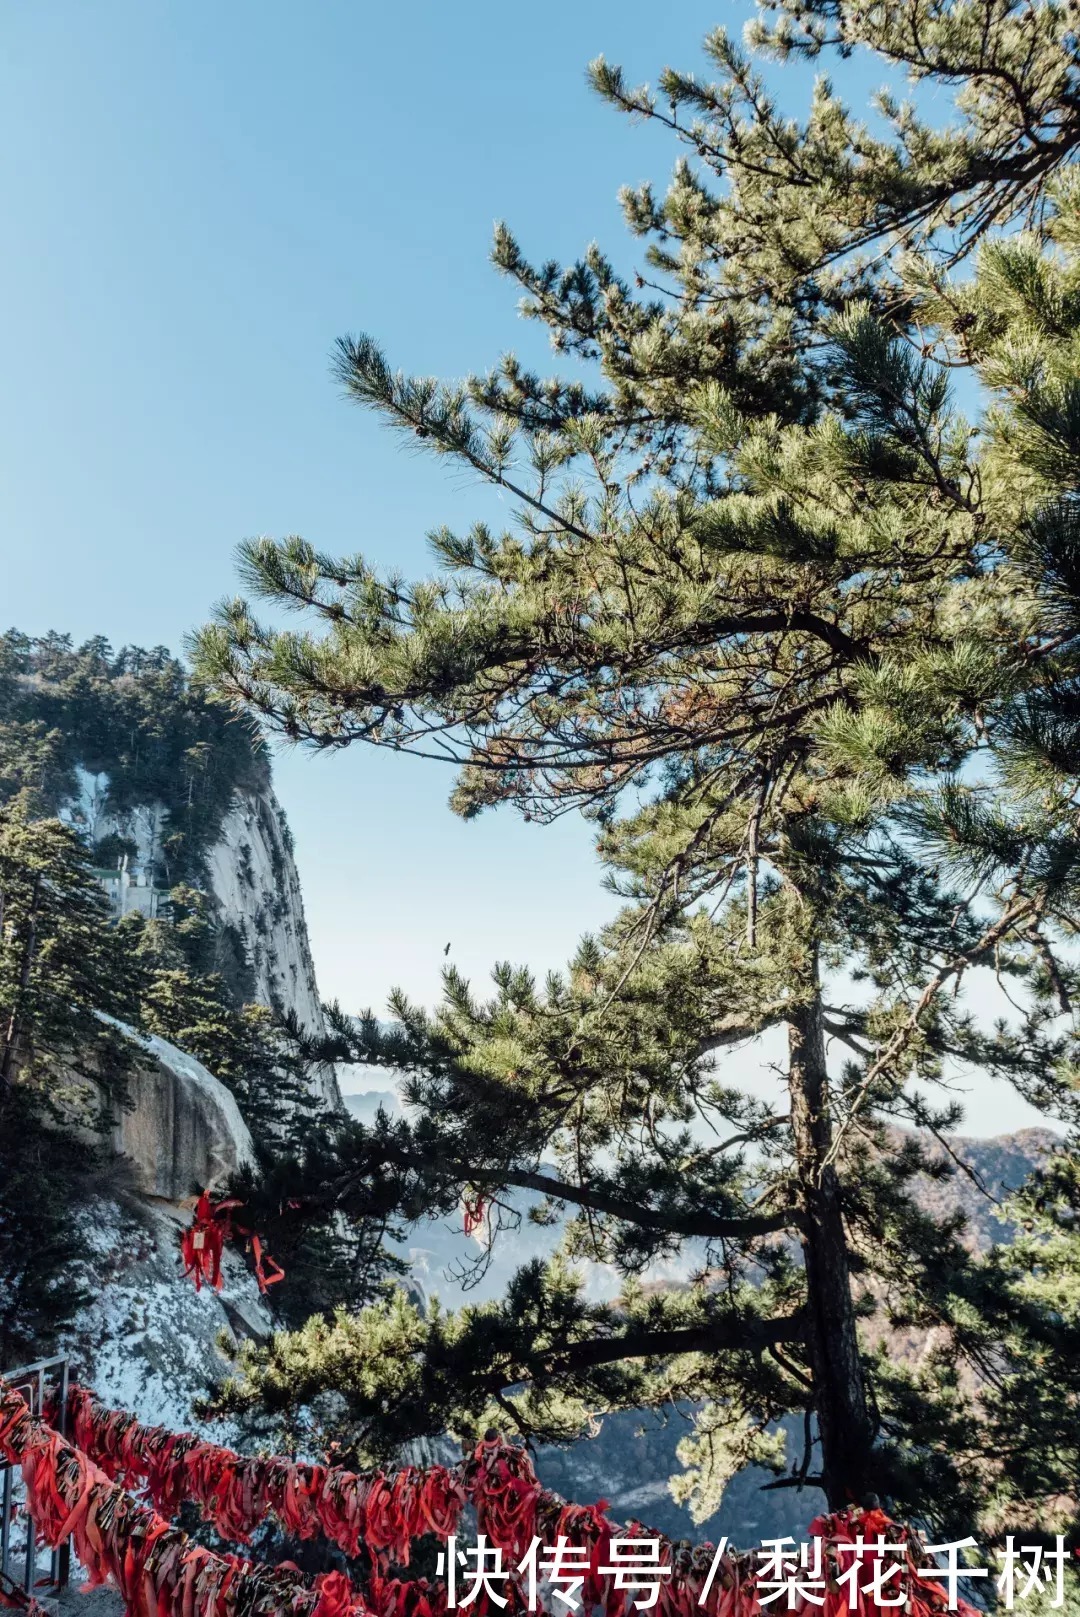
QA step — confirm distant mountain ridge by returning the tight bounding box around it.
[904,1126,1058,1249]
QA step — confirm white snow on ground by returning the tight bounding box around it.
[64,1197,270,1437]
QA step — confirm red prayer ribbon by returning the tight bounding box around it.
[57,1384,983,1617]
[179,1192,284,1295]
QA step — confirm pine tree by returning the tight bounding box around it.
[0,807,138,1106]
[0,808,140,1360]
[197,0,1080,1527]
[0,1088,104,1364]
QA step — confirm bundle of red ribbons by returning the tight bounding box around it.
[180,1193,284,1295]
[57,1383,980,1617]
[0,1379,359,1617]
[1,1374,984,1617]
[64,1384,686,1576]
[179,1190,492,1299]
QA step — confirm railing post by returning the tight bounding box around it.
[0,1355,72,1601]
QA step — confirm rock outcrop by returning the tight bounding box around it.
[204,787,339,1109]
[57,1029,267,1431]
[104,1024,256,1201]
[63,767,341,1113]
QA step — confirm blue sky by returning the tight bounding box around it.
[1,3,1046,1131]
[0,0,754,1014]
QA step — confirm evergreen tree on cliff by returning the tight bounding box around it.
[197,0,1080,1528]
[0,649,384,1348]
[0,804,136,1360]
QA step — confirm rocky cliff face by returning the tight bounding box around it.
[51,766,337,1422]
[204,787,339,1108]
[1,639,334,1436]
[55,1024,268,1428]
[63,766,340,1112]
[103,1022,256,1201]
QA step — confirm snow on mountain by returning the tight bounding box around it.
[61,765,168,883]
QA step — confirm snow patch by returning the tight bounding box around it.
[64,1197,271,1438]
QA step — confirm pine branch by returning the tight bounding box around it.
[512,1312,805,1382]
[466,1165,798,1240]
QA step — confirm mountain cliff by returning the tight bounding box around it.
[65,766,340,1110]
[1,630,339,1111]
[0,632,339,1422]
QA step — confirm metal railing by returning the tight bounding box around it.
[0,1354,71,1604]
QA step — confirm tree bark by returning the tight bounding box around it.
[787,956,875,1508]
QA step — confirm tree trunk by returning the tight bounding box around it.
[787,957,875,1508]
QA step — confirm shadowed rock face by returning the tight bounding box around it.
[104,1025,255,1201]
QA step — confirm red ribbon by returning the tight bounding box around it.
[462,1194,487,1237]
[0,1378,372,1617]
[58,1383,984,1617]
[179,1192,284,1295]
